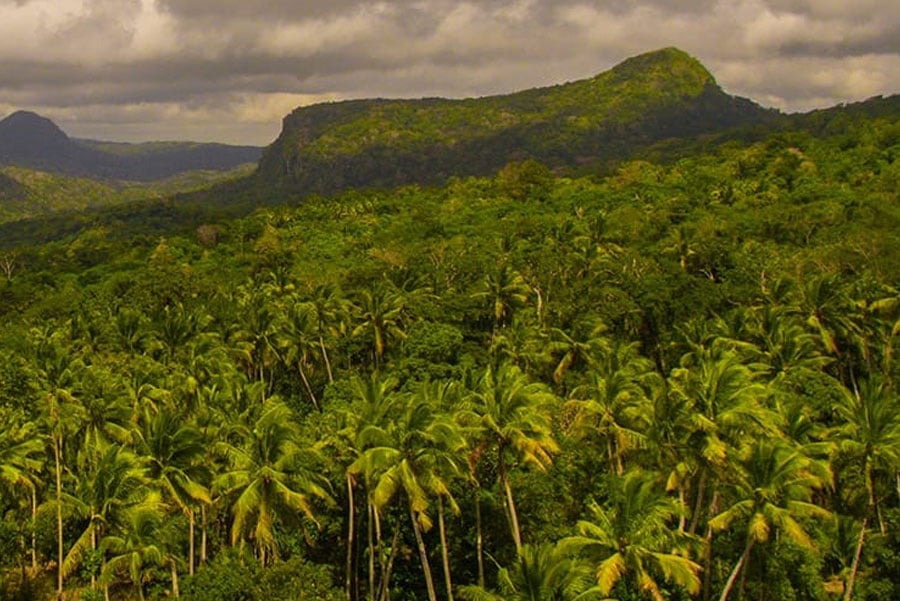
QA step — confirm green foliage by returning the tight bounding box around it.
[181,553,258,601]
[0,68,898,601]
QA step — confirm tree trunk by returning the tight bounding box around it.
[844,516,867,601]
[91,526,97,588]
[719,538,754,601]
[297,363,320,412]
[171,562,180,597]
[201,505,208,565]
[689,470,707,536]
[374,502,384,586]
[189,510,195,576]
[346,474,355,601]
[31,487,37,572]
[320,336,334,384]
[54,436,64,599]
[474,488,485,588]
[501,468,523,553]
[409,506,438,601]
[437,497,454,601]
[703,493,720,601]
[378,528,401,601]
[368,501,376,601]
[677,486,686,533]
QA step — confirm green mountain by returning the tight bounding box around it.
[259,47,777,194]
[0,163,255,226]
[0,110,262,182]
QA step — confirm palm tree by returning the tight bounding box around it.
[0,408,43,570]
[215,401,331,565]
[473,263,531,335]
[465,363,559,553]
[458,543,600,601]
[747,305,832,382]
[30,324,86,598]
[829,378,900,601]
[231,287,284,394]
[308,283,350,384]
[366,381,467,601]
[709,439,831,601]
[352,282,407,368]
[136,410,212,576]
[560,469,700,601]
[280,300,323,411]
[99,503,175,601]
[342,372,402,601]
[63,444,145,591]
[669,340,778,534]
[566,341,653,475]
[546,319,610,387]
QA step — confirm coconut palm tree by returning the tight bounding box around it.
[0,408,43,570]
[458,542,600,601]
[464,363,559,553]
[828,378,900,601]
[709,439,831,601]
[560,469,700,601]
[352,282,408,368]
[30,324,87,598]
[63,444,145,591]
[365,381,467,601]
[340,371,401,601]
[215,401,331,565]
[135,410,212,576]
[99,503,175,601]
[566,341,653,475]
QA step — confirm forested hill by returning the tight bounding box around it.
[0,84,899,601]
[258,47,777,194]
[0,110,262,181]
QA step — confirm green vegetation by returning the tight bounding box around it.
[259,48,776,194]
[0,94,898,601]
[0,163,256,225]
[1,44,899,601]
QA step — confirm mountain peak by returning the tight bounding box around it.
[0,110,70,144]
[605,47,716,90]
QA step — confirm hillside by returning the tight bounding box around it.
[0,86,898,600]
[0,111,262,181]
[0,163,256,226]
[259,47,778,194]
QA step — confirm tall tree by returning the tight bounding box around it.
[561,469,700,601]
[829,378,900,601]
[465,363,559,553]
[216,401,331,565]
[709,440,831,601]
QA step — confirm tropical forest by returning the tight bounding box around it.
[0,48,899,601]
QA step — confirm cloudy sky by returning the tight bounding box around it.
[0,0,897,146]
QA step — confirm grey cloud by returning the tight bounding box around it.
[0,0,896,144]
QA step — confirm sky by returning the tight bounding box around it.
[0,0,897,146]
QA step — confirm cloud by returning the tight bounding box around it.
[0,0,896,144]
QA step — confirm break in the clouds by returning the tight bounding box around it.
[0,0,897,144]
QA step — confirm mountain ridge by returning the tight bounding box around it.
[0,110,263,182]
[258,47,778,194]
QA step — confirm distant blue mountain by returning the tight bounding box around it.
[0,111,262,181]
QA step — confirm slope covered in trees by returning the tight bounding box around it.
[0,96,898,601]
[258,48,777,194]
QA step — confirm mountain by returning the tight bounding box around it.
[0,111,263,181]
[258,47,779,194]
[0,162,255,226]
